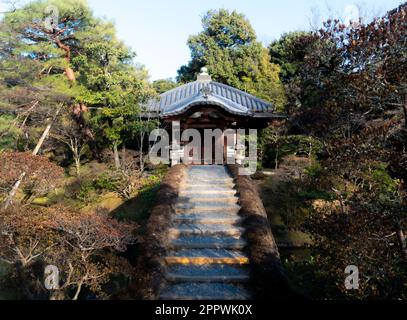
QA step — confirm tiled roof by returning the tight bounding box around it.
[148,80,274,117]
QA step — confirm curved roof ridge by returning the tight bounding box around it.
[210,81,272,108]
[148,79,274,116]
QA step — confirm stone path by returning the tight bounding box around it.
[158,165,251,300]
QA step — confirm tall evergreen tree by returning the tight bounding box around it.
[268,31,311,84]
[0,0,155,160]
[177,9,286,110]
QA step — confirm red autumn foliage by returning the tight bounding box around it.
[280,3,407,299]
[0,204,136,300]
[0,151,64,197]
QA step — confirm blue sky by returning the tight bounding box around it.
[3,0,403,80]
[85,0,401,81]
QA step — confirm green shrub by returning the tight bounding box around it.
[0,115,22,151]
[146,174,161,185]
[274,224,288,237]
[368,162,400,204]
[261,133,323,168]
[78,181,97,202]
[304,161,323,178]
[93,173,118,192]
[297,190,335,201]
[371,163,398,195]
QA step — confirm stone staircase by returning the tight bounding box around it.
[158,165,252,300]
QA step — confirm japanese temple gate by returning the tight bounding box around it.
[147,68,279,165]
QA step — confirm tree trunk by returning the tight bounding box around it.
[32,123,53,155]
[139,131,145,172]
[139,148,144,172]
[397,223,407,261]
[33,105,63,155]
[53,36,75,82]
[71,138,81,177]
[113,142,121,170]
[122,144,126,170]
[3,172,26,209]
[75,157,81,177]
[20,101,39,128]
[3,105,63,208]
[72,280,84,300]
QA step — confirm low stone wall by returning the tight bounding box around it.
[227,165,294,299]
[136,164,187,299]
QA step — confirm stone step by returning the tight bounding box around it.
[176,207,240,215]
[188,170,230,174]
[158,283,251,300]
[177,196,238,204]
[180,186,236,193]
[190,176,230,179]
[187,171,231,175]
[179,189,237,196]
[179,193,237,199]
[183,182,235,189]
[172,212,242,224]
[175,202,240,212]
[189,165,228,169]
[189,165,229,171]
[169,224,244,238]
[165,249,249,265]
[188,172,230,175]
[186,177,234,183]
[174,208,240,216]
[165,264,250,282]
[170,235,247,249]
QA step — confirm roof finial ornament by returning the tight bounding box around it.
[197,66,212,82]
[200,67,209,75]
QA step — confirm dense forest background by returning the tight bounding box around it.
[0,0,406,299]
